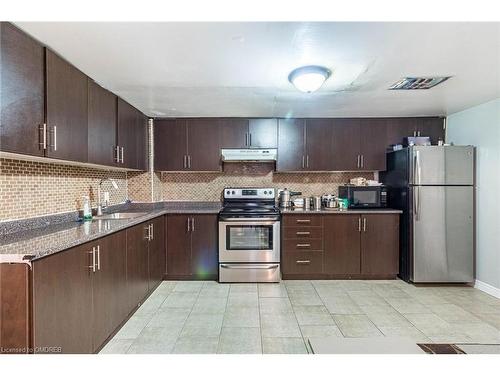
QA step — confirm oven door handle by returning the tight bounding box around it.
[219,217,279,222]
[220,264,279,270]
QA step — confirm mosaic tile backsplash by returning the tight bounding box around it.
[0,158,128,222]
[160,163,375,201]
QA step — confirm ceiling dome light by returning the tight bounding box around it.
[288,65,331,93]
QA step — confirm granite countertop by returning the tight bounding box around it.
[281,208,403,214]
[0,202,221,263]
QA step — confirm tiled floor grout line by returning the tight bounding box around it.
[311,281,348,338]
[168,283,203,353]
[285,281,313,353]
[216,283,232,354]
[257,284,264,354]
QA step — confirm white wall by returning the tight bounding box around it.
[447,98,500,293]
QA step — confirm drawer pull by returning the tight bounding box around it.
[296,260,311,264]
[296,231,310,235]
[296,219,311,223]
[296,243,311,248]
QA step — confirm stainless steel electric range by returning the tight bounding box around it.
[218,188,281,283]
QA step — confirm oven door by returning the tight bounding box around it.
[218,219,280,263]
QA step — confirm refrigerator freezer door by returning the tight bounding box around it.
[412,186,474,282]
[410,146,474,185]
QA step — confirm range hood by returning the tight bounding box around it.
[221,149,277,162]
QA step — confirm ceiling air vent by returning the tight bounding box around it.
[389,76,451,90]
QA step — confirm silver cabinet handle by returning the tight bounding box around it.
[358,217,362,232]
[191,217,195,231]
[187,155,191,169]
[363,218,367,232]
[187,217,191,232]
[417,131,421,136]
[244,133,248,147]
[89,247,96,273]
[53,126,57,151]
[296,231,310,235]
[49,126,57,151]
[356,155,360,168]
[306,155,309,168]
[96,245,101,271]
[296,260,311,264]
[39,123,47,150]
[150,223,154,240]
[183,155,187,169]
[120,147,124,164]
[296,219,310,223]
[249,133,252,147]
[360,155,364,168]
[115,146,120,163]
[221,264,278,270]
[296,243,310,248]
[302,155,305,169]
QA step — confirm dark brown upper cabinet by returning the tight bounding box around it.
[0,22,45,157]
[386,117,445,146]
[154,118,221,171]
[186,118,221,171]
[416,117,445,144]
[87,80,118,167]
[248,118,278,148]
[277,118,306,171]
[305,119,335,171]
[117,98,148,170]
[359,118,387,171]
[45,49,89,162]
[220,118,277,149]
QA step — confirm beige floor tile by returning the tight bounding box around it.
[378,326,429,341]
[161,292,198,308]
[386,298,430,314]
[322,295,364,314]
[230,283,258,293]
[127,326,180,354]
[191,296,228,314]
[99,339,134,354]
[261,313,302,338]
[180,313,224,337]
[333,314,383,338]
[402,313,450,335]
[147,307,191,328]
[449,322,500,344]
[293,305,335,326]
[457,344,500,354]
[134,294,167,317]
[475,313,500,330]
[258,283,288,298]
[262,337,307,354]
[299,325,343,339]
[172,336,220,354]
[366,312,413,328]
[428,304,482,323]
[173,281,204,293]
[199,283,230,298]
[113,315,152,340]
[359,304,400,315]
[288,291,324,306]
[223,306,260,328]
[227,292,259,307]
[217,327,262,354]
[259,297,293,313]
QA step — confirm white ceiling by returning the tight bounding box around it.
[15,22,500,118]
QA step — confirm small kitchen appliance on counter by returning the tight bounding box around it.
[338,185,388,209]
[278,188,302,209]
[218,188,281,282]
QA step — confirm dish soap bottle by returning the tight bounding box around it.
[82,196,93,221]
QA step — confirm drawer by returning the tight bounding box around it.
[283,239,323,251]
[283,227,323,239]
[282,251,323,275]
[283,215,323,227]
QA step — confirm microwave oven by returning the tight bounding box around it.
[338,185,388,209]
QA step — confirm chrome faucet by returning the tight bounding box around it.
[97,178,119,216]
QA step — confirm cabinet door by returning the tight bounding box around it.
[385,118,417,146]
[190,215,218,280]
[359,118,387,171]
[360,214,399,276]
[148,216,166,290]
[0,22,45,156]
[126,224,150,311]
[220,118,248,148]
[46,49,88,162]
[323,215,361,275]
[187,118,221,171]
[92,231,127,351]
[167,215,192,276]
[88,80,117,166]
[154,119,186,171]
[331,119,361,171]
[136,112,148,171]
[32,244,93,353]
[305,118,334,171]
[277,118,306,171]
[417,117,445,145]
[117,98,139,169]
[248,118,278,148]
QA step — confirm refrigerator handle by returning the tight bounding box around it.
[415,150,421,185]
[414,186,420,221]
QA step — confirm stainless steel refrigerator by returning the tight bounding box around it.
[382,146,475,283]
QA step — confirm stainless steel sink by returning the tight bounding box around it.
[93,212,149,220]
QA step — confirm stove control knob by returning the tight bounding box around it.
[231,190,235,195]
[226,191,230,195]
[264,191,267,195]
[268,190,273,195]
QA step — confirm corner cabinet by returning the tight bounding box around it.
[166,214,218,279]
[282,213,399,279]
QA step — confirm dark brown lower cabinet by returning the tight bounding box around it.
[148,216,166,290]
[167,214,218,280]
[32,240,94,354]
[92,231,128,352]
[282,213,399,279]
[126,223,150,312]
